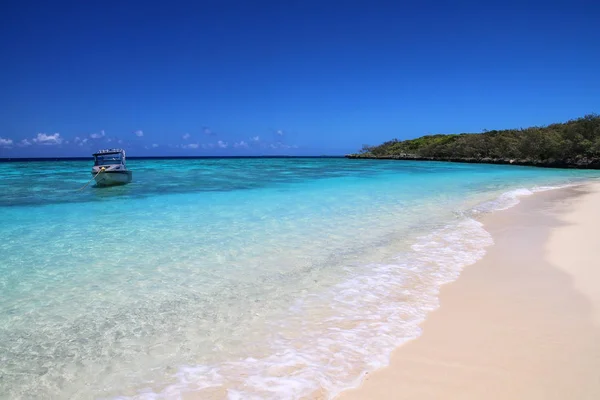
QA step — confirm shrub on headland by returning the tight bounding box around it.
[350,115,600,168]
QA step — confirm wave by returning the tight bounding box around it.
[114,185,568,400]
[472,184,573,214]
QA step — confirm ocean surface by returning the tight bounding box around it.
[1,157,598,399]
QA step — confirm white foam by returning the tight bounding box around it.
[116,218,494,400]
[472,184,572,214]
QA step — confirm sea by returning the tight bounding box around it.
[1,157,598,399]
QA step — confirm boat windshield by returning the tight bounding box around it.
[94,154,124,166]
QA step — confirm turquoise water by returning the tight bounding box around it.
[1,158,598,399]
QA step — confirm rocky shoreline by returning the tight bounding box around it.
[345,154,600,169]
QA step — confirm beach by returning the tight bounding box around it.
[337,182,600,400]
[2,159,600,399]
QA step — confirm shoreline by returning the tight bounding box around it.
[4,179,597,399]
[336,181,600,399]
[345,154,600,169]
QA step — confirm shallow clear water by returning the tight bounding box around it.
[0,158,598,399]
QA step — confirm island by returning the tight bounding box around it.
[347,114,600,169]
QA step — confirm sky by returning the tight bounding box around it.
[0,0,598,157]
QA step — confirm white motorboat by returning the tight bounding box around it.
[91,148,133,186]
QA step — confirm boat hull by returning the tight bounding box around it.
[93,170,132,187]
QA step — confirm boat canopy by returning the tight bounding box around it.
[92,148,126,157]
[93,149,126,166]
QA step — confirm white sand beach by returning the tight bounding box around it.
[337,182,600,400]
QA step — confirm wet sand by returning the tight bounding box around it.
[337,182,600,400]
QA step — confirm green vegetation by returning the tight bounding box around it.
[350,115,600,168]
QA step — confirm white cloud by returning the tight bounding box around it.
[234,140,248,148]
[182,143,199,149]
[107,138,112,142]
[78,138,89,146]
[202,143,214,149]
[33,133,62,145]
[203,127,212,135]
[90,130,106,139]
[134,130,144,137]
[0,137,13,147]
[182,133,191,140]
[152,143,158,148]
[268,142,298,150]
[118,139,123,144]
[217,140,228,148]
[19,139,32,146]
[276,129,284,136]
[74,136,81,143]
[250,136,260,142]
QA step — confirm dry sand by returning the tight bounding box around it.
[337,182,600,400]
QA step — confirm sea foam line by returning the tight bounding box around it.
[114,185,570,400]
[472,183,575,214]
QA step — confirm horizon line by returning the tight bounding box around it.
[0,155,347,162]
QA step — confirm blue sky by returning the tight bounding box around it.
[0,0,598,157]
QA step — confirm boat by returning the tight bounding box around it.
[91,148,133,186]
